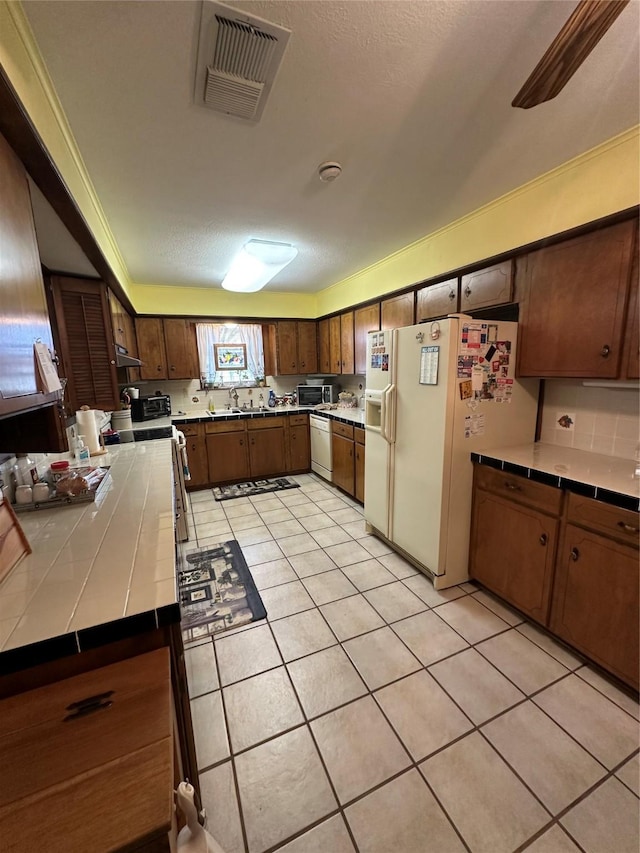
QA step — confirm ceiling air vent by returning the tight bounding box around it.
[195,1,291,122]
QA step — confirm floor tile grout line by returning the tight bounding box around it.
[572,666,640,723]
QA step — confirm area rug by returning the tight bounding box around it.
[178,540,267,641]
[213,477,301,501]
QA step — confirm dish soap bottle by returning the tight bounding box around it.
[208,398,215,413]
[268,390,276,408]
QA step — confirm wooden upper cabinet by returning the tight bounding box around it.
[297,321,318,374]
[460,261,513,313]
[135,317,168,380]
[318,319,331,374]
[416,278,458,322]
[108,290,127,349]
[50,276,119,412]
[340,311,355,374]
[381,292,414,330]
[0,131,58,416]
[517,220,636,378]
[164,319,197,379]
[329,315,341,374]
[354,303,380,375]
[276,321,298,374]
[622,234,639,380]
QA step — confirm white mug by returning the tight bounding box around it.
[15,485,33,504]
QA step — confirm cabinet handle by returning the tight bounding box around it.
[600,345,610,358]
[570,547,580,561]
[301,361,305,368]
[448,290,455,301]
[239,439,244,446]
[171,365,175,371]
[291,363,296,368]
[617,520,639,534]
[157,365,162,371]
[539,533,548,546]
[504,481,521,491]
[464,285,472,297]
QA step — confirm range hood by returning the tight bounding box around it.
[114,343,142,368]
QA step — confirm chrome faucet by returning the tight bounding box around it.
[228,387,239,408]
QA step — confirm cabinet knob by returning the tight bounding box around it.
[504,481,521,491]
[464,285,472,297]
[570,547,580,561]
[448,290,455,301]
[171,365,175,371]
[291,363,296,368]
[600,344,611,358]
[239,439,244,446]
[157,365,162,371]
[539,533,548,546]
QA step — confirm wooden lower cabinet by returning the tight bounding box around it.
[248,426,286,478]
[469,462,640,689]
[289,420,310,471]
[332,433,355,495]
[550,524,639,689]
[181,423,208,489]
[470,490,557,624]
[206,430,250,483]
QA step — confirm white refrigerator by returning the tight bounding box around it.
[364,315,539,589]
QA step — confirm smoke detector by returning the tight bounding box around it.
[195,1,291,122]
[318,161,342,182]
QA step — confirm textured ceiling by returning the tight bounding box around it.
[23,0,640,293]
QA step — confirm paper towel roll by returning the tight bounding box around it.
[75,409,101,455]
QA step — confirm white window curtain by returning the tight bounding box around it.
[196,323,264,386]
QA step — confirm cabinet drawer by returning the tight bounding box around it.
[205,419,246,434]
[179,423,203,437]
[332,421,354,439]
[354,426,365,445]
[247,416,287,430]
[288,414,309,426]
[473,464,563,515]
[567,492,639,546]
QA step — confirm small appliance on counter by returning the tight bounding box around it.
[297,383,339,406]
[130,393,171,421]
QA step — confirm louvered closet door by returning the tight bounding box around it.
[50,277,119,412]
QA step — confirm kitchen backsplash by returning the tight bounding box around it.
[126,375,366,413]
[540,380,639,460]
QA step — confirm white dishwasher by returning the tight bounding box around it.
[310,414,332,482]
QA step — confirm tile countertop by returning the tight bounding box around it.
[472,443,640,510]
[0,439,178,669]
[169,405,365,427]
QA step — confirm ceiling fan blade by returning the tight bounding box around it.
[512,0,630,109]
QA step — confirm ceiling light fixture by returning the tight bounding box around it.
[318,161,342,182]
[221,239,298,292]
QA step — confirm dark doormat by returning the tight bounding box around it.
[213,477,301,501]
[179,540,266,641]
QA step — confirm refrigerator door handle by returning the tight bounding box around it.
[380,384,391,442]
[385,384,396,444]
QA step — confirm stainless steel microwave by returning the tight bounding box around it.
[131,394,171,421]
[297,385,338,406]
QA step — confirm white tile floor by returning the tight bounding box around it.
[182,473,640,853]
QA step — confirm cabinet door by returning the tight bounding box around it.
[187,435,209,488]
[297,321,318,374]
[0,132,57,414]
[460,261,513,313]
[276,321,298,375]
[517,221,635,377]
[551,525,639,689]
[50,277,119,412]
[108,290,127,349]
[381,292,414,330]
[622,241,638,380]
[163,319,197,379]
[416,279,458,322]
[332,434,354,496]
[340,311,355,374]
[318,319,331,374]
[136,318,168,380]
[470,491,557,624]
[354,441,365,503]
[206,432,250,484]
[329,315,342,374]
[248,427,286,478]
[289,424,310,472]
[354,304,379,375]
